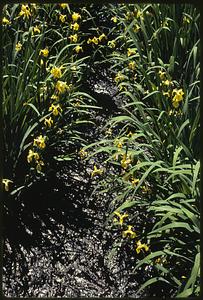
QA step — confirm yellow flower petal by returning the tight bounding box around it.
[2,179,13,191]
[39,48,49,57]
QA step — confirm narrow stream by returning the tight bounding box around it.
[3,74,144,297]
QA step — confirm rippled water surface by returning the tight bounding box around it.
[3,77,144,297]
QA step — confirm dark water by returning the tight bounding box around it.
[3,152,141,297]
[3,75,145,297]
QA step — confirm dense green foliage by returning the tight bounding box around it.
[2,3,200,297]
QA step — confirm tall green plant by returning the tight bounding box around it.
[2,3,98,191]
[83,3,200,297]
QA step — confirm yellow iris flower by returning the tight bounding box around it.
[71,22,80,31]
[2,179,13,192]
[155,256,167,265]
[91,165,103,177]
[113,211,128,225]
[127,48,136,57]
[18,4,31,19]
[2,17,11,25]
[39,48,49,57]
[27,149,40,163]
[114,138,123,148]
[33,25,41,35]
[125,12,134,21]
[51,66,62,79]
[108,40,116,49]
[183,15,190,24]
[115,72,124,83]
[79,149,88,159]
[158,70,166,80]
[87,37,99,45]
[162,79,172,86]
[133,24,140,33]
[49,103,62,116]
[59,14,66,23]
[121,154,131,169]
[15,42,22,52]
[92,37,99,45]
[172,88,184,108]
[98,33,106,42]
[60,3,69,9]
[51,94,59,101]
[135,10,144,20]
[74,45,83,54]
[128,61,136,70]
[122,225,137,239]
[87,38,92,44]
[136,240,149,254]
[33,135,46,149]
[55,81,68,94]
[163,91,170,98]
[131,178,139,186]
[111,16,118,23]
[127,131,133,137]
[69,34,78,43]
[44,117,54,128]
[72,12,81,22]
